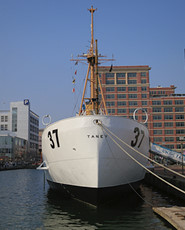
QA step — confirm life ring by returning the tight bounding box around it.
[133,108,148,124]
[42,114,51,126]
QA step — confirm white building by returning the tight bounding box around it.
[0,100,39,160]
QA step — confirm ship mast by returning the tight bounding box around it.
[79,6,99,115]
[88,6,98,114]
[71,6,112,116]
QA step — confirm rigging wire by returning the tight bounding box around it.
[71,77,86,116]
[71,60,87,116]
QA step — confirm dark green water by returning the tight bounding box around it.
[0,169,181,229]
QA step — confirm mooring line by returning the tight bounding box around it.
[101,124,185,180]
[98,123,185,196]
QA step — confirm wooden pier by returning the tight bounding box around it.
[153,206,185,230]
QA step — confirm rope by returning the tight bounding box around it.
[98,123,185,196]
[71,77,85,116]
[101,124,185,180]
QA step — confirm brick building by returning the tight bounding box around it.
[98,66,185,152]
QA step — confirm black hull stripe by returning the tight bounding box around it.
[47,180,142,205]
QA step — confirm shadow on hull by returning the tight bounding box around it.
[47,179,143,206]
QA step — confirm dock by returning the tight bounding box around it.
[144,165,185,200]
[153,206,185,230]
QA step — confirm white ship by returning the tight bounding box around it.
[40,6,149,205]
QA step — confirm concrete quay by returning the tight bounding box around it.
[144,165,185,200]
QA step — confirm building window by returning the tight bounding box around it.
[128,73,137,77]
[128,94,137,99]
[165,137,174,142]
[117,87,126,92]
[176,129,185,134]
[117,101,126,106]
[141,87,147,91]
[142,101,147,106]
[128,80,137,84]
[175,107,184,112]
[153,137,163,142]
[1,116,4,122]
[153,123,162,127]
[164,108,173,112]
[118,94,126,99]
[177,137,185,141]
[163,100,172,105]
[116,79,125,85]
[117,80,125,84]
[175,100,184,105]
[176,122,184,127]
[118,109,127,114]
[5,116,8,122]
[142,94,147,98]
[152,101,161,105]
[106,80,114,85]
[164,115,173,120]
[129,101,138,106]
[141,72,146,77]
[12,107,17,132]
[177,144,185,149]
[116,73,125,78]
[128,87,137,91]
[106,94,115,99]
[106,87,115,92]
[164,122,173,127]
[141,79,147,84]
[165,130,174,135]
[129,108,136,113]
[153,115,162,120]
[153,130,162,135]
[107,109,115,114]
[106,73,114,78]
[106,101,115,107]
[176,114,184,120]
[153,108,161,113]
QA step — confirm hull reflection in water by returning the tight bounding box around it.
[43,185,173,230]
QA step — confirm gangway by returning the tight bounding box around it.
[150,143,185,165]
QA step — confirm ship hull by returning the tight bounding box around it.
[42,115,149,205]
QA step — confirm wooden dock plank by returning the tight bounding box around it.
[153,206,185,230]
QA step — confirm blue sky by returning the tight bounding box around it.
[0,0,185,127]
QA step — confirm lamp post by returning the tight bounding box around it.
[179,137,185,175]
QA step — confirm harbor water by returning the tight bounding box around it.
[0,169,183,229]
